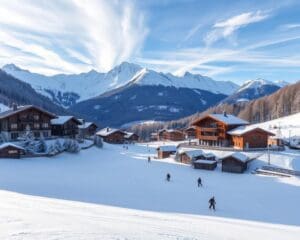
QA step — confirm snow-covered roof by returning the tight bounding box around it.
[157,145,177,152]
[0,143,24,150]
[96,127,125,137]
[203,153,216,158]
[209,114,249,125]
[0,105,56,119]
[177,148,203,158]
[221,152,249,163]
[78,122,96,129]
[124,132,138,139]
[51,116,81,125]
[194,159,217,164]
[227,125,275,136]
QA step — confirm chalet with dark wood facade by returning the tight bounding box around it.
[193,159,217,170]
[221,152,250,173]
[0,143,25,158]
[96,127,126,144]
[0,105,56,140]
[51,116,82,138]
[124,132,139,143]
[158,129,186,141]
[192,113,249,147]
[78,121,98,138]
[228,126,275,149]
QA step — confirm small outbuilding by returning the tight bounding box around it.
[0,143,25,158]
[268,136,284,147]
[193,159,217,170]
[176,148,204,164]
[157,145,177,159]
[220,152,249,173]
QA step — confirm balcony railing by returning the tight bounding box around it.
[198,135,219,141]
[199,127,218,132]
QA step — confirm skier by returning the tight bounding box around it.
[166,173,171,182]
[148,156,151,163]
[197,177,202,187]
[209,196,216,211]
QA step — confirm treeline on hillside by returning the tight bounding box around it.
[129,81,300,140]
[0,70,68,115]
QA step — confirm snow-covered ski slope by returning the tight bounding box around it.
[0,143,299,239]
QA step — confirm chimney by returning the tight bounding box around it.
[12,103,18,111]
[106,127,110,132]
[223,111,227,117]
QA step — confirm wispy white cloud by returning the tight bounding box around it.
[281,23,300,30]
[0,0,148,74]
[204,11,270,45]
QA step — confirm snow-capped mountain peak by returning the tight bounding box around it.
[1,62,238,108]
[237,78,275,93]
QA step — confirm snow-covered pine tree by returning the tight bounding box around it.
[35,136,47,153]
[55,139,64,152]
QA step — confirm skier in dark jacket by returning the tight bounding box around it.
[197,177,202,187]
[148,156,151,163]
[209,197,216,210]
[166,173,171,182]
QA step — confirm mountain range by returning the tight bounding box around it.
[1,62,290,127]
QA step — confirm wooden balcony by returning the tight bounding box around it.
[199,127,218,132]
[198,135,219,141]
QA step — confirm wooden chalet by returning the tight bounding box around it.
[157,145,177,159]
[0,143,25,158]
[221,152,250,173]
[51,116,82,138]
[193,159,217,170]
[150,132,158,141]
[192,112,249,147]
[96,127,126,144]
[227,126,275,149]
[78,120,98,138]
[159,129,186,141]
[124,132,139,143]
[0,104,56,140]
[184,126,197,139]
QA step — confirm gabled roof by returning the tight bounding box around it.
[0,143,25,150]
[194,159,217,164]
[124,132,138,139]
[227,125,275,136]
[192,114,249,126]
[96,127,125,137]
[177,148,203,158]
[0,105,56,119]
[78,122,97,129]
[221,152,249,163]
[51,116,82,125]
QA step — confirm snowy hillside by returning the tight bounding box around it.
[0,143,299,239]
[254,112,300,139]
[237,78,284,93]
[2,63,238,107]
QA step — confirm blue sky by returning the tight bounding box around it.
[0,0,300,84]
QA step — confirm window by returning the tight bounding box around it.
[11,132,19,140]
[11,123,18,129]
[43,131,49,137]
[34,115,40,120]
[34,123,40,129]
[8,150,18,154]
[42,123,49,128]
[34,132,40,138]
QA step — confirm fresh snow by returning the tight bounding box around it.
[0,103,9,112]
[0,141,299,239]
[251,112,300,139]
[209,113,249,125]
[237,78,281,93]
